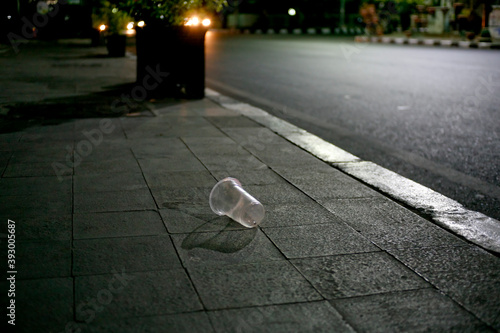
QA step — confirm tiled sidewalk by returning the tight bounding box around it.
[1,97,499,332]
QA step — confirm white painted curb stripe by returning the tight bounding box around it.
[206,88,500,254]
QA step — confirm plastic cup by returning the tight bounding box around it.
[209,177,265,228]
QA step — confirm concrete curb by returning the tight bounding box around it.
[205,88,500,254]
[354,35,500,49]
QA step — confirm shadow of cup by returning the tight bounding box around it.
[181,216,257,254]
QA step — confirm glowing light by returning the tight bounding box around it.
[112,8,118,13]
[99,24,106,31]
[202,18,211,27]
[127,22,134,30]
[185,17,201,26]
[137,21,145,27]
[288,8,296,16]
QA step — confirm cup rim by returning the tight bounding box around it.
[209,177,242,215]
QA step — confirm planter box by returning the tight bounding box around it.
[135,25,208,99]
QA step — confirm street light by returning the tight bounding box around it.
[288,8,296,16]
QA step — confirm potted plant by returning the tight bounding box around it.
[112,0,227,99]
[92,1,132,57]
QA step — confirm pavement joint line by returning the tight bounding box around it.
[205,88,500,255]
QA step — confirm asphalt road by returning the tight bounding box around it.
[205,33,500,220]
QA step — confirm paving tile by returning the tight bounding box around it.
[74,118,123,132]
[160,208,244,234]
[388,245,500,287]
[75,269,203,321]
[132,116,212,128]
[172,229,284,267]
[209,301,354,333]
[132,144,192,159]
[73,211,166,239]
[151,186,212,210]
[189,261,322,310]
[322,198,466,250]
[14,240,71,279]
[0,215,72,241]
[0,150,12,160]
[247,144,328,168]
[79,146,135,161]
[197,153,267,171]
[75,158,142,175]
[73,235,180,276]
[263,223,378,258]
[199,107,240,117]
[83,312,214,333]
[0,151,11,173]
[73,124,126,142]
[137,156,206,173]
[263,202,344,228]
[120,117,175,131]
[0,132,22,146]
[211,168,287,186]
[276,168,380,199]
[0,175,72,196]
[74,189,157,213]
[14,278,73,333]
[331,289,493,332]
[3,160,73,177]
[156,104,235,117]
[143,170,216,189]
[292,252,429,299]
[129,137,187,151]
[440,279,500,331]
[186,143,244,157]
[9,147,71,163]
[20,131,75,142]
[207,116,262,128]
[182,137,236,146]
[243,184,314,205]
[12,141,74,152]
[222,128,290,146]
[0,192,72,217]
[74,172,148,192]
[126,125,224,139]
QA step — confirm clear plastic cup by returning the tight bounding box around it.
[209,177,265,228]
